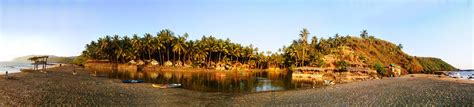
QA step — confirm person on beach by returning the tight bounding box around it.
[5,71,8,79]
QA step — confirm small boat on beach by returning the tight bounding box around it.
[152,83,182,88]
[448,72,461,78]
[469,74,474,80]
[122,80,144,83]
[323,80,335,86]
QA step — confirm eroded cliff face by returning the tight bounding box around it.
[316,36,456,73]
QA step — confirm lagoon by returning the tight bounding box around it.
[92,69,321,93]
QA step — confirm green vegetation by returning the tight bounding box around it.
[374,62,387,76]
[279,29,456,73]
[72,55,87,66]
[336,60,348,71]
[81,29,262,68]
[416,57,457,73]
[79,28,456,73]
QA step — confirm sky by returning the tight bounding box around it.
[0,0,472,69]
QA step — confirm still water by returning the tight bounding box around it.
[95,70,320,93]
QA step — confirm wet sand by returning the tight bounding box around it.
[0,66,473,106]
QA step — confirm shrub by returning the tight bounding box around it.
[73,55,87,66]
[374,62,387,76]
[336,60,348,71]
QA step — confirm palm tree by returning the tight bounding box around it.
[99,35,112,61]
[143,33,155,60]
[81,29,277,69]
[173,34,187,63]
[299,28,309,67]
[360,30,368,38]
[131,34,142,60]
[158,29,174,62]
[112,35,122,63]
[154,35,165,64]
[122,36,134,62]
[217,40,226,62]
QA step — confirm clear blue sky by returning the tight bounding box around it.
[0,0,472,69]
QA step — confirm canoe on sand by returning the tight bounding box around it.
[152,84,182,88]
[122,80,144,83]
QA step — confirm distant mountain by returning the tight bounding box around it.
[12,55,77,63]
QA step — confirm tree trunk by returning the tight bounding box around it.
[167,48,170,61]
[218,53,222,62]
[302,48,305,67]
[178,52,181,63]
[158,52,162,65]
[148,50,152,60]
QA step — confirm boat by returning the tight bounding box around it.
[122,80,144,83]
[152,83,182,88]
[152,84,167,88]
[168,83,182,88]
[448,72,461,78]
[469,74,474,80]
[323,80,335,86]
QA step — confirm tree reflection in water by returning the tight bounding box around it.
[90,69,320,93]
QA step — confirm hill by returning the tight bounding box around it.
[12,55,76,64]
[415,57,457,73]
[341,36,457,73]
[283,32,457,73]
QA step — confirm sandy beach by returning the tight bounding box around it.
[0,66,473,106]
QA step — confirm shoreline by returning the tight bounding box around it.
[1,66,473,105]
[0,63,64,75]
[0,71,21,75]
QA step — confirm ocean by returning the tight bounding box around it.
[448,70,474,79]
[0,62,33,75]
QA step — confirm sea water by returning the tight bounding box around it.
[0,62,32,75]
[448,70,474,79]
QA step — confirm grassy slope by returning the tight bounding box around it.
[334,36,455,73]
[415,57,457,73]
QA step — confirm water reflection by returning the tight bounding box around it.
[89,68,321,93]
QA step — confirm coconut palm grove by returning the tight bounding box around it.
[76,28,456,75]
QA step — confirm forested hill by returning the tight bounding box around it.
[77,29,457,74]
[340,36,456,73]
[282,29,457,73]
[11,55,76,63]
